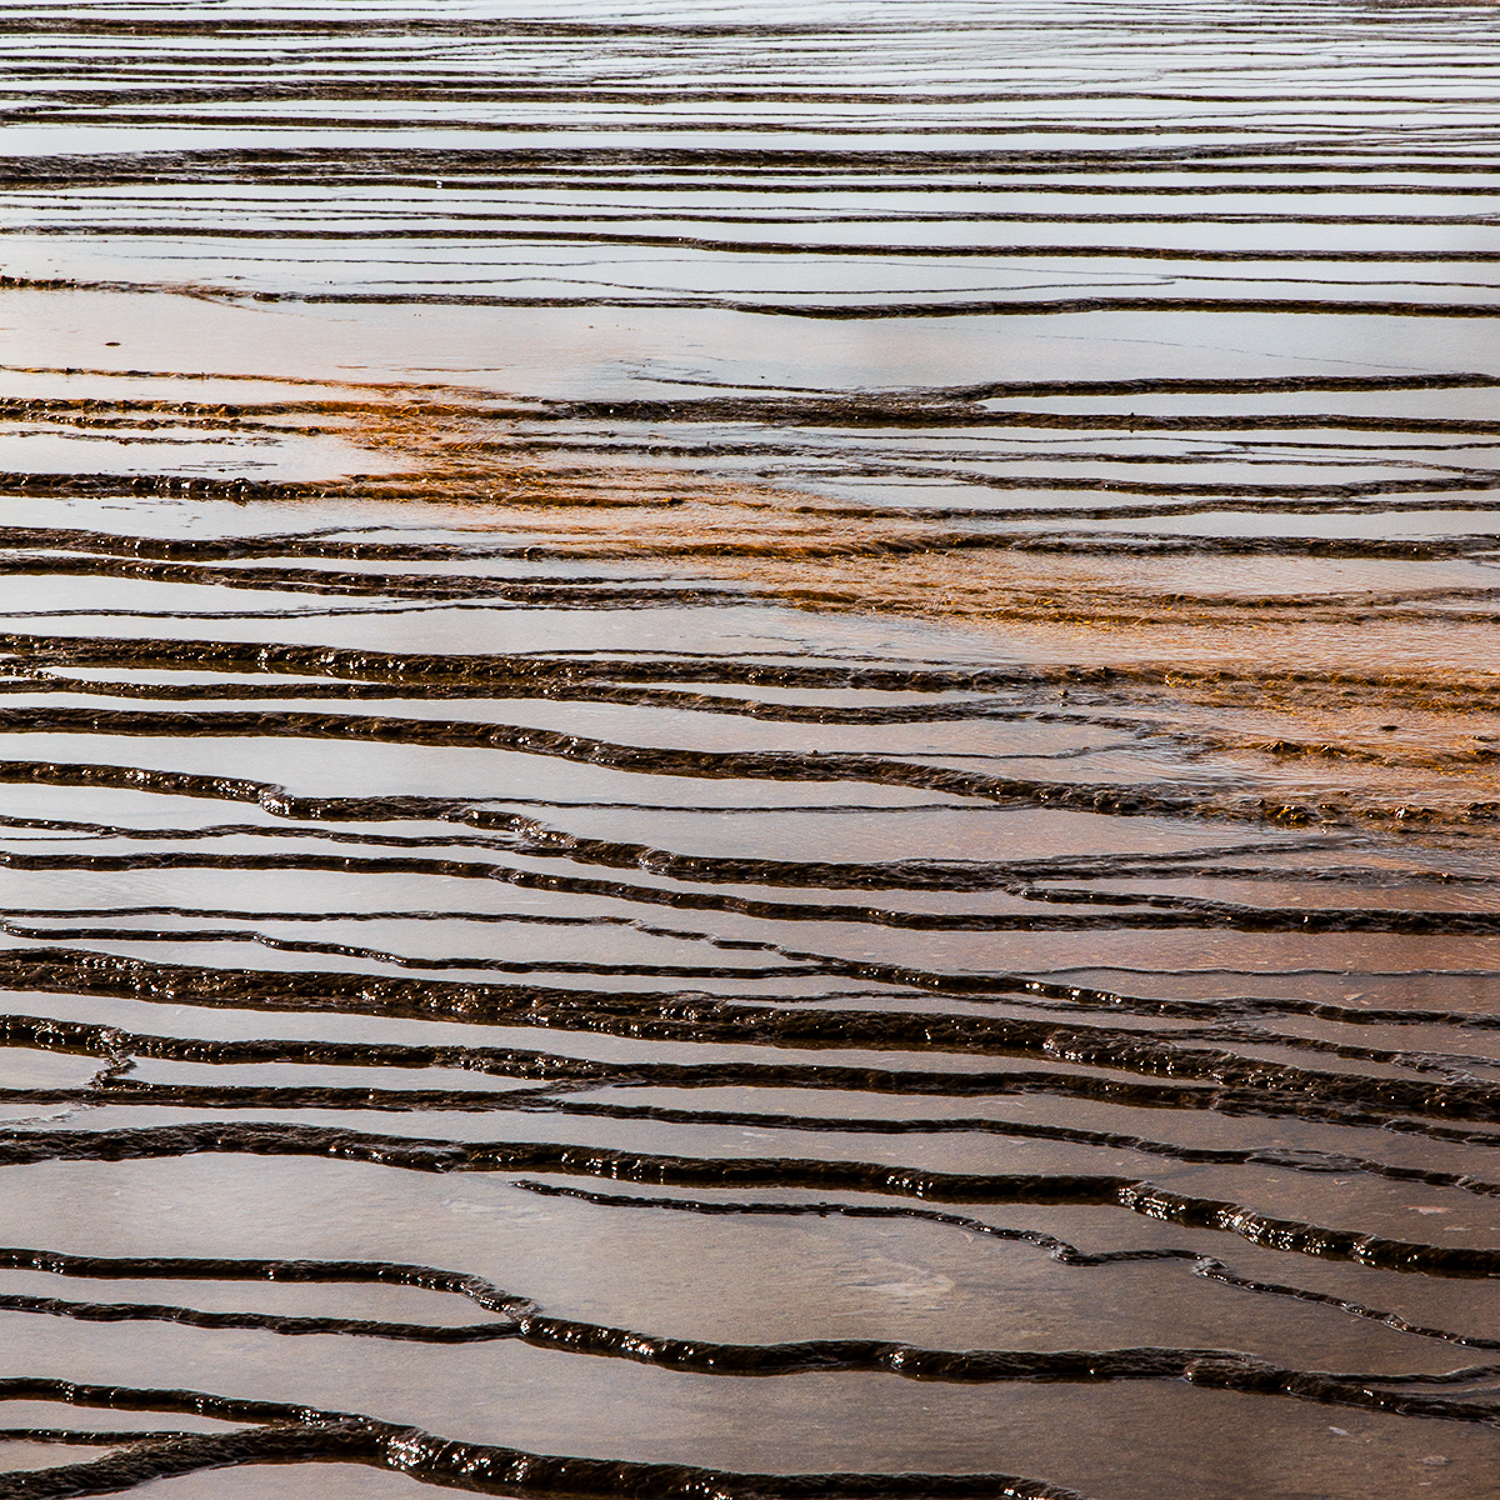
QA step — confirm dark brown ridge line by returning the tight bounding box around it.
[503,401,1500,435]
[15,409,1500,455]
[0,1292,518,1345]
[0,82,1428,107]
[816,474,1500,500]
[0,778,1269,849]
[0,1045,1462,1140]
[798,503,1500,530]
[0,554,739,603]
[530,189,1500,205]
[16,948,1500,1126]
[18,370,1484,404]
[19,469,1490,508]
[13,847,1500,931]
[0,1272,1200,1368]
[0,1071,1244,1136]
[24,1198,1500,1362]
[0,1384,1095,1500]
[0,1429,203,1446]
[0,625,1488,683]
[0,606,511,625]
[0,916,823,979]
[4,8,1497,31]
[0,554,737,607]
[0,823,1397,888]
[0,12,1201,30]
[3,823,1497,926]
[517,1183,1500,1353]
[0,1233,1453,1380]
[0,1360,1496,1500]
[0,804,1410,897]
[13,1082,1500,1204]
[22,226,1500,261]
[14,80,1500,108]
[0,527,564,564]
[310,814,1500,909]
[12,155,1500,182]
[12,274,1500,320]
[0,1246,527,1310]
[5,628,1494,704]
[185,183,1500,204]
[191,291,1500,320]
[0,634,962,695]
[8,987,1499,1097]
[6,93,1494,129]
[13,1269,1500,1398]
[0,1421,1094,1500]
[8,1202,1497,1365]
[0,115,1413,140]
[23,93,1500,127]
[0,674,1034,725]
[414,198,1500,226]
[0,922,821,981]
[509,431,1500,480]
[0,707,1042,792]
[15,921,1500,1061]
[7,144,1500,173]
[71,10,1448,33]
[923,536,1500,560]
[0,826,1359,896]
[0,1425,389,1500]
[13,83,1500,109]
[0,708,1237,814]
[12,165,1500,191]
[0,397,390,420]
[998,881,1500,928]
[0,709,1473,830]
[19,200,1500,245]
[5,1123,1500,1276]
[8,886,1491,967]
[0,472,382,501]
[0,389,1083,427]
[0,761,1418,867]
[0,15,1046,31]
[939,374,1500,397]
[83,527,1495,568]
[6,659,1495,736]
[0,827,1464,890]
[6,1010,1473,1115]
[0,729,1485,815]
[515,1099,1500,1194]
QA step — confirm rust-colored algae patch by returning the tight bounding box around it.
[278,383,1500,833]
[4,363,1498,827]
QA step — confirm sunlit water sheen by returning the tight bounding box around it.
[1,4,1499,1499]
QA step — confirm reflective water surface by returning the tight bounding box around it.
[1,3,1499,1498]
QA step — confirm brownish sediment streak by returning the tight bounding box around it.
[44,373,1481,826]
[6,373,1500,825]
[0,1380,1098,1500]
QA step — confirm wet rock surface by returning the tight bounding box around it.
[1,3,1499,1498]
